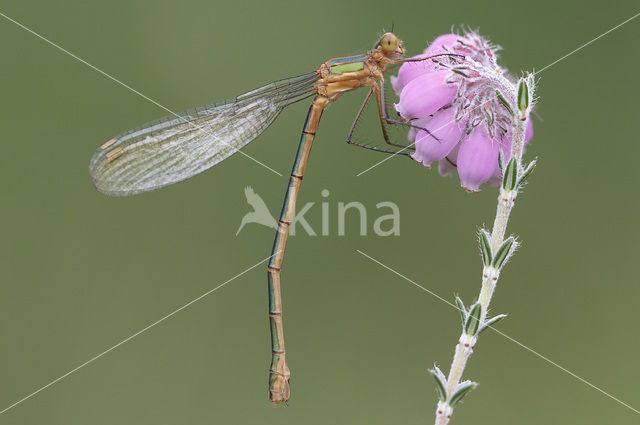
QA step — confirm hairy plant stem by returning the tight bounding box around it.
[434,115,529,425]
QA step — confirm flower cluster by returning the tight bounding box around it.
[391,32,533,192]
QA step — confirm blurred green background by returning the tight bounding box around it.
[1,0,639,423]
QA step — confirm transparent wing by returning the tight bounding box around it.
[89,72,317,196]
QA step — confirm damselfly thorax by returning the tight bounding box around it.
[315,34,403,102]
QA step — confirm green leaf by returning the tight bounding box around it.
[429,367,448,401]
[517,79,529,114]
[449,380,477,406]
[455,296,467,328]
[492,237,515,269]
[496,90,514,117]
[479,229,492,267]
[451,68,469,77]
[478,314,507,334]
[465,303,482,336]
[502,158,518,191]
[485,109,494,126]
[518,158,537,187]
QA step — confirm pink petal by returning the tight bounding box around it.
[525,119,534,143]
[425,33,465,55]
[393,34,471,95]
[438,143,460,177]
[394,71,456,120]
[457,126,500,192]
[407,117,430,143]
[438,158,456,177]
[411,108,463,168]
[486,166,503,187]
[390,75,401,95]
[392,53,433,95]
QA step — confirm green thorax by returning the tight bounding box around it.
[328,54,367,75]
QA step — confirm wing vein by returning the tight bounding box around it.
[89,72,317,196]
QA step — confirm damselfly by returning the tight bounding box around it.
[89,32,460,405]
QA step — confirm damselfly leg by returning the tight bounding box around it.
[346,87,413,155]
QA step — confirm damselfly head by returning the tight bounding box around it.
[376,32,404,60]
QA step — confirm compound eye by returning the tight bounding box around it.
[379,33,399,52]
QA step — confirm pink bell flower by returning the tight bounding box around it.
[393,32,534,192]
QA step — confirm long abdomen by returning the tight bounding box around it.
[267,95,328,405]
